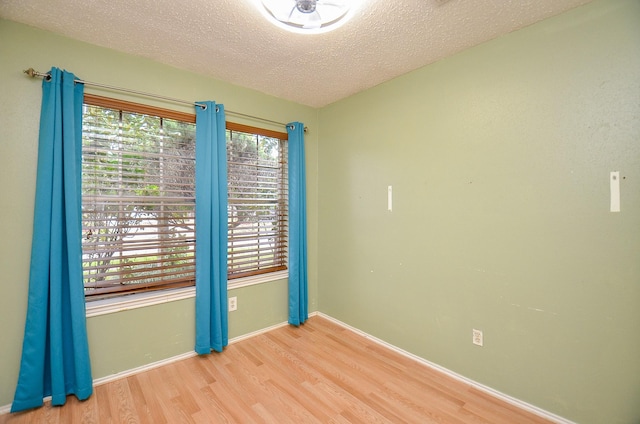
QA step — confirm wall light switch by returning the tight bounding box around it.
[388,185,393,211]
[472,329,483,347]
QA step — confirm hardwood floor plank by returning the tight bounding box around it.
[126,373,168,424]
[0,316,557,424]
[94,384,113,423]
[67,394,99,424]
[197,385,242,423]
[200,354,267,423]
[106,378,138,423]
[251,401,281,424]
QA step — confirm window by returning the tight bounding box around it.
[81,96,288,300]
[226,125,288,280]
[81,95,197,299]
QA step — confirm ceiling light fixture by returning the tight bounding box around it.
[260,0,355,34]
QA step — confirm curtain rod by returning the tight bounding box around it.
[23,68,295,131]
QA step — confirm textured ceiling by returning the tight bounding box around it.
[0,0,594,108]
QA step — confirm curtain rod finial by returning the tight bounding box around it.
[23,68,51,81]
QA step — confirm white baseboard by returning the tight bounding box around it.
[94,319,293,388]
[0,310,573,424]
[93,351,198,387]
[0,319,292,415]
[316,312,576,424]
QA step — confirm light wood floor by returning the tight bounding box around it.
[1,316,554,423]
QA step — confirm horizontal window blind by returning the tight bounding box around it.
[82,102,196,299]
[227,129,288,279]
[81,96,289,300]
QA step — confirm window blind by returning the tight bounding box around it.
[82,102,196,299]
[227,129,288,279]
[81,96,289,300]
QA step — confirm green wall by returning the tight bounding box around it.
[0,19,318,408]
[317,0,639,423]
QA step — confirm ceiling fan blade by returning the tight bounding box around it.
[287,4,300,22]
[303,11,322,29]
[314,0,349,26]
[316,0,346,8]
[262,0,297,22]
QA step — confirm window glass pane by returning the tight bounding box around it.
[81,97,288,299]
[227,130,288,279]
[82,104,196,299]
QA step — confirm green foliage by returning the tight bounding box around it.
[82,104,196,293]
[81,104,287,294]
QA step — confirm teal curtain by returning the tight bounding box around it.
[12,68,93,412]
[287,122,308,326]
[194,101,229,354]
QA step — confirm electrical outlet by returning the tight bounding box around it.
[472,329,483,347]
[228,296,237,312]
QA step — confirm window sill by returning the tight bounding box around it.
[228,270,288,289]
[85,270,288,318]
[85,287,195,318]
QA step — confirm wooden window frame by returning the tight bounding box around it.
[226,126,288,280]
[82,95,197,299]
[82,95,288,300]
